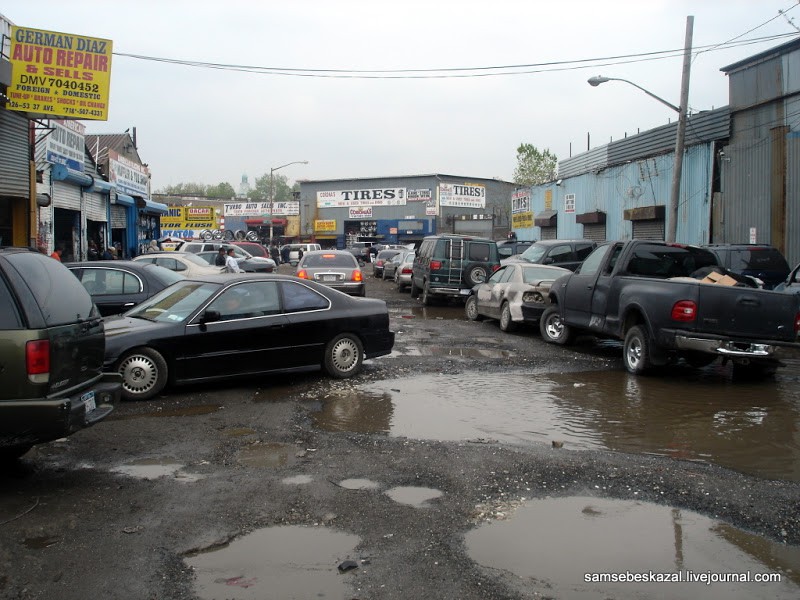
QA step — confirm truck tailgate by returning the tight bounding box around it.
[694,285,799,342]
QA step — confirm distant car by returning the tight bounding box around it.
[176,241,277,270]
[392,251,415,291]
[0,248,121,458]
[702,244,790,290]
[231,241,271,259]
[132,251,223,278]
[65,260,185,316]
[774,262,800,295]
[382,250,409,282]
[465,263,571,331]
[496,239,534,261]
[373,249,402,278]
[195,251,275,273]
[507,239,598,271]
[282,243,322,266]
[102,273,395,400]
[296,250,366,296]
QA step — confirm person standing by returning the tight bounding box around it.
[215,247,227,266]
[146,240,160,253]
[281,244,290,265]
[50,245,64,261]
[270,242,280,265]
[224,248,243,273]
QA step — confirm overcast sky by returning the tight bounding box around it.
[6,0,800,192]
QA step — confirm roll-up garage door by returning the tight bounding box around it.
[583,224,606,241]
[53,180,81,211]
[540,226,557,240]
[632,219,665,240]
[84,191,107,221]
[0,110,30,198]
[111,204,127,228]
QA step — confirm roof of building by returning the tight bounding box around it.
[720,37,800,74]
[299,173,515,185]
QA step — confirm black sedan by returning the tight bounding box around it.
[66,260,185,316]
[103,273,395,401]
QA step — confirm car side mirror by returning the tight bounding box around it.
[201,309,221,324]
[543,257,554,264]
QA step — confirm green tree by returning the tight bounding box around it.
[206,182,235,198]
[249,173,292,201]
[156,182,208,195]
[513,144,558,186]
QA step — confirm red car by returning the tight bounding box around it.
[231,241,271,259]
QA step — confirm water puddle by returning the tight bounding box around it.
[310,371,800,481]
[237,443,294,468]
[111,458,204,482]
[338,478,381,490]
[389,305,465,320]
[387,345,513,359]
[385,486,443,507]
[282,474,313,485]
[185,525,360,600]
[466,496,800,599]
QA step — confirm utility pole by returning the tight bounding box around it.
[667,15,693,243]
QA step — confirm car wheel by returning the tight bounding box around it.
[623,325,652,375]
[323,334,364,378]
[421,282,434,306]
[539,306,575,345]
[499,301,517,332]
[410,280,420,299]
[465,295,483,321]
[464,263,489,286]
[117,347,168,401]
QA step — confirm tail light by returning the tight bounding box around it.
[297,269,308,279]
[671,300,697,322]
[795,312,800,335]
[401,267,413,275]
[352,270,363,282]
[491,264,501,272]
[430,260,442,270]
[26,340,50,383]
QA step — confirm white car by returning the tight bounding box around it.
[132,251,223,277]
[282,243,321,266]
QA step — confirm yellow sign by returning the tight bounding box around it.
[544,189,553,210]
[315,219,337,233]
[161,206,217,230]
[7,26,113,120]
[512,213,533,229]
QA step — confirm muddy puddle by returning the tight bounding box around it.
[310,370,800,481]
[110,458,204,482]
[466,496,800,599]
[185,525,360,600]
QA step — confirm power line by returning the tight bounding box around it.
[112,32,798,80]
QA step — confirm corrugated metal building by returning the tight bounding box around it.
[515,108,728,244]
[718,38,800,267]
[298,174,516,248]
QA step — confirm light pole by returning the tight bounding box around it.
[269,160,308,242]
[587,16,693,243]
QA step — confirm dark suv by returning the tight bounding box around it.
[512,239,597,271]
[410,234,500,305]
[0,248,122,458]
[702,244,790,290]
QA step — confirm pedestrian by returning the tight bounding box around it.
[50,245,64,261]
[224,247,243,273]
[297,246,304,262]
[270,242,280,265]
[281,244,290,264]
[146,240,159,253]
[101,246,114,260]
[215,247,227,266]
[88,240,99,261]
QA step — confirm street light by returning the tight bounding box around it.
[586,16,693,243]
[269,160,308,242]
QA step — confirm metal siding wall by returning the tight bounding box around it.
[111,204,127,229]
[719,137,772,244]
[0,110,30,198]
[558,146,608,178]
[84,191,107,221]
[582,223,606,241]
[524,143,713,243]
[786,134,800,266]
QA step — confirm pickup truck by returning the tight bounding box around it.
[539,240,800,376]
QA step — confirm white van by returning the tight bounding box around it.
[284,243,321,266]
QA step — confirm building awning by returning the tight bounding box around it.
[534,210,558,227]
[576,210,606,225]
[624,205,665,221]
[133,195,169,215]
[114,193,136,207]
[51,163,92,187]
[245,218,288,226]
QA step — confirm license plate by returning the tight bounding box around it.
[322,275,336,282]
[81,391,96,413]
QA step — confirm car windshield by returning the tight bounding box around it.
[126,281,220,322]
[519,244,548,263]
[521,266,569,283]
[304,253,357,268]
[179,253,215,267]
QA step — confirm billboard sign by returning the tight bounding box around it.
[109,149,150,197]
[43,119,86,172]
[439,183,486,209]
[317,188,407,208]
[7,26,113,120]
